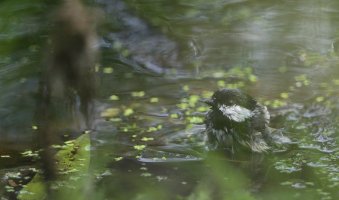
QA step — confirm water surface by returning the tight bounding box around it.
[0,0,338,199]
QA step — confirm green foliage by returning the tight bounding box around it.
[188,154,255,200]
[18,133,91,200]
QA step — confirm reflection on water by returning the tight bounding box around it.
[0,0,338,199]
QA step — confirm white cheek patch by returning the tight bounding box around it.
[218,104,253,122]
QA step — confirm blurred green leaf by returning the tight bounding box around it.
[18,133,91,200]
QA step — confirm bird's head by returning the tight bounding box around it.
[203,89,258,123]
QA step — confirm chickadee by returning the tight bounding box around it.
[204,88,272,154]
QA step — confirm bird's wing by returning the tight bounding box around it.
[250,132,269,153]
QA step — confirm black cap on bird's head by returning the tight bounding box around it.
[203,88,260,123]
[204,88,257,110]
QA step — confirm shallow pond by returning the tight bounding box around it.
[0,0,338,199]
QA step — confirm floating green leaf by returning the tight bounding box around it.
[187,116,204,124]
[109,95,119,101]
[316,96,324,102]
[188,95,200,107]
[217,80,225,87]
[280,92,289,99]
[182,85,190,91]
[123,108,134,116]
[103,67,113,74]
[150,97,159,103]
[114,157,123,162]
[248,74,257,83]
[170,113,179,119]
[131,91,145,97]
[141,137,154,142]
[134,145,146,151]
[101,108,120,118]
